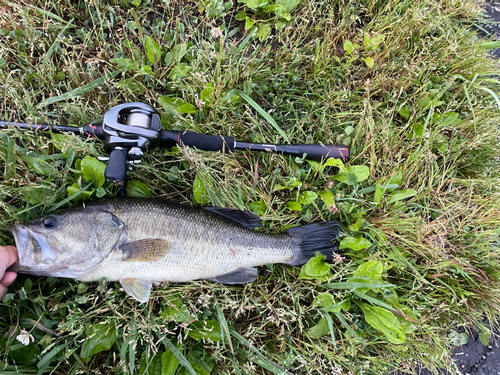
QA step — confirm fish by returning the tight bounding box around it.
[9,198,341,302]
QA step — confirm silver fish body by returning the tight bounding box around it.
[10,198,340,302]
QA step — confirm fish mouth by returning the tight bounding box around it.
[10,225,58,268]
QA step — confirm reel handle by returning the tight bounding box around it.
[104,148,128,185]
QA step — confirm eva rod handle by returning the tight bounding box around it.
[105,148,128,184]
[160,130,235,152]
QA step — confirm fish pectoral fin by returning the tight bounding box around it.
[203,207,263,229]
[121,239,171,262]
[120,278,152,303]
[206,267,258,284]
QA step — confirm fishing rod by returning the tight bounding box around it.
[0,102,350,195]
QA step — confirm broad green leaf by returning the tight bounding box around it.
[188,320,222,342]
[162,348,179,375]
[24,187,52,205]
[245,17,255,31]
[307,157,345,174]
[297,191,318,205]
[286,201,302,211]
[96,186,106,198]
[81,322,117,362]
[164,43,188,67]
[373,183,384,204]
[318,190,335,208]
[276,0,301,12]
[235,11,247,21]
[141,65,154,75]
[386,189,417,204]
[353,260,383,280]
[479,331,491,346]
[81,155,106,187]
[332,165,369,185]
[176,103,197,114]
[362,57,374,68]
[161,299,193,323]
[348,217,364,232]
[306,317,330,339]
[249,201,267,216]
[110,57,139,72]
[276,178,302,190]
[257,24,272,42]
[398,103,412,120]
[359,303,405,344]
[343,40,353,55]
[144,36,161,64]
[33,158,58,176]
[126,180,152,198]
[339,236,372,251]
[200,82,214,105]
[193,173,211,205]
[313,293,343,313]
[8,342,41,366]
[117,78,145,93]
[278,10,291,21]
[303,253,330,277]
[67,182,94,202]
[169,64,192,80]
[238,0,259,10]
[158,96,184,111]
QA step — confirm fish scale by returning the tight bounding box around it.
[10,198,341,302]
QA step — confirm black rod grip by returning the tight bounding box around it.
[160,130,235,152]
[105,148,128,184]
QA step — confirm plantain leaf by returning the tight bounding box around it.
[359,303,405,344]
[339,236,372,251]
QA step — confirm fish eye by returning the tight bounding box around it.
[42,216,58,229]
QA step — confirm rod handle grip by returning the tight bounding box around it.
[160,130,235,152]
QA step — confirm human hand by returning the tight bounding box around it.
[0,246,19,300]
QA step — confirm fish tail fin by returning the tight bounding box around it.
[285,222,341,266]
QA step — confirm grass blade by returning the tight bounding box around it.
[236,90,290,143]
[155,335,196,375]
[353,291,397,311]
[38,70,121,108]
[323,281,395,289]
[229,328,293,375]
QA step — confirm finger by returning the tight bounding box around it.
[5,246,19,266]
[0,284,7,300]
[1,271,17,287]
[0,246,19,281]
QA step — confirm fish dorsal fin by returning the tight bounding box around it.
[203,207,262,229]
[120,278,152,303]
[206,267,258,284]
[121,239,171,262]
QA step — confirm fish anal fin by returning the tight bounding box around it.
[206,267,258,284]
[120,278,152,303]
[203,207,262,229]
[121,239,171,262]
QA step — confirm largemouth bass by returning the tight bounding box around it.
[9,198,340,302]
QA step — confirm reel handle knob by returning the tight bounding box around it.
[105,148,128,184]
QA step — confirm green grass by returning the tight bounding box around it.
[1,0,500,374]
